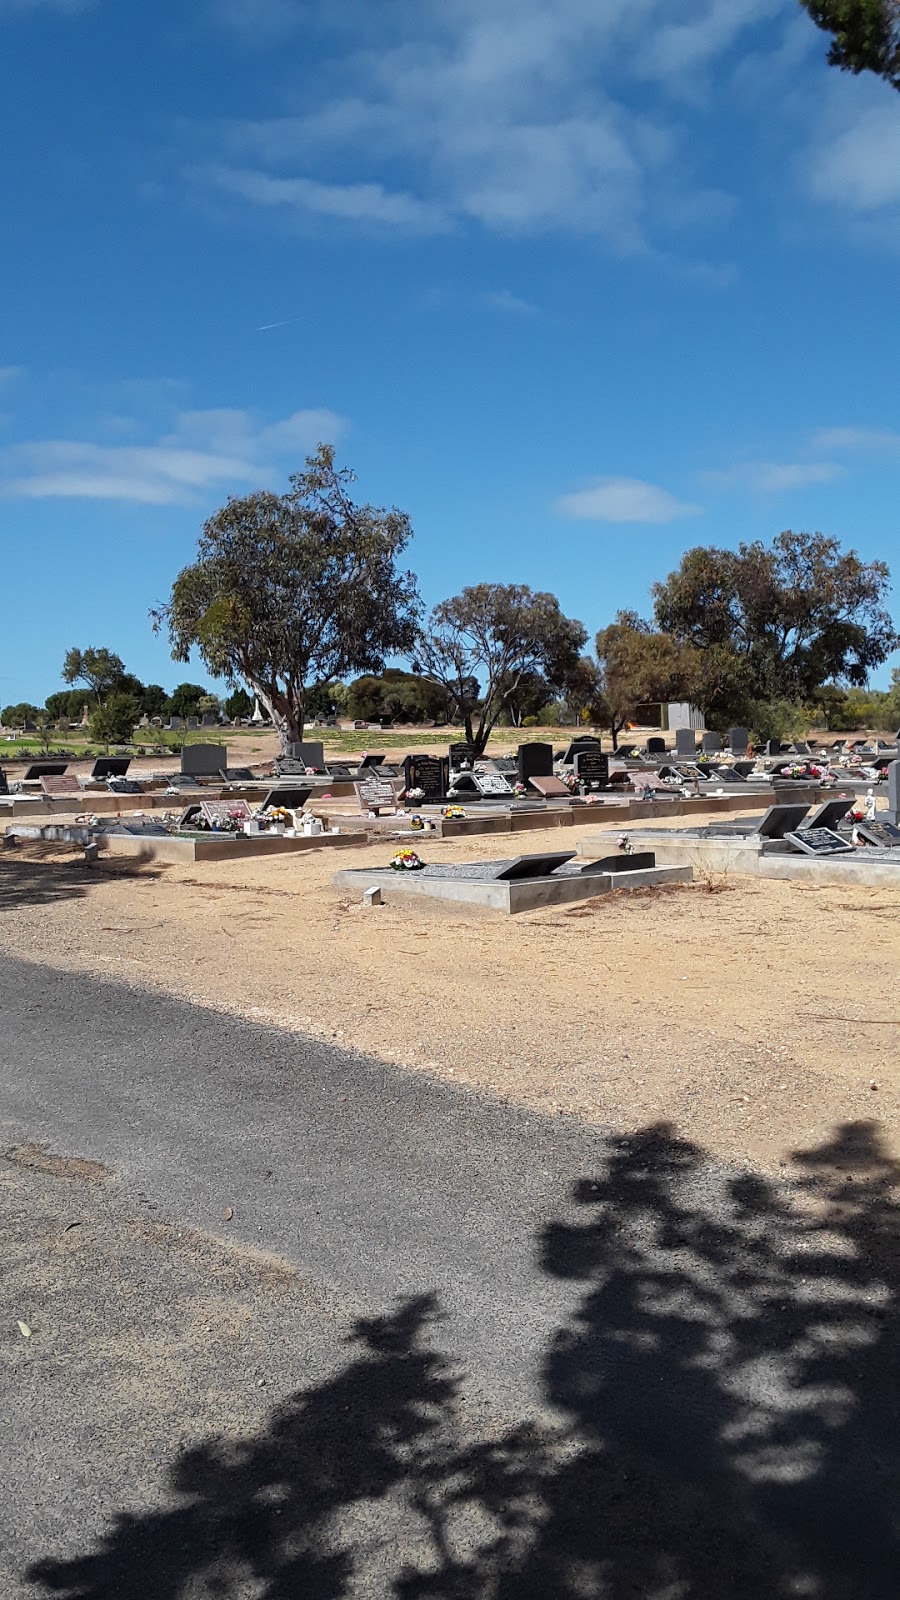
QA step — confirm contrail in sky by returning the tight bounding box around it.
[256,315,304,331]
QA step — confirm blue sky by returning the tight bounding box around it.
[2,0,900,705]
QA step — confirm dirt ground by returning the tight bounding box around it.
[2,804,898,1180]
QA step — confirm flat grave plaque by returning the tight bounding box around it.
[579,852,656,874]
[496,851,576,880]
[529,775,570,798]
[355,776,397,814]
[222,767,255,781]
[785,828,854,857]
[358,753,386,769]
[404,754,448,802]
[40,774,81,798]
[807,798,854,831]
[260,786,311,810]
[757,803,811,839]
[857,820,900,848]
[23,762,68,781]
[474,771,514,797]
[200,799,253,828]
[91,757,131,779]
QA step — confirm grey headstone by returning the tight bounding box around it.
[201,712,217,727]
[186,716,200,730]
[807,798,854,831]
[728,727,750,755]
[180,743,228,777]
[889,760,900,826]
[675,729,697,757]
[290,740,325,769]
[701,731,723,753]
[561,737,601,765]
[168,717,183,730]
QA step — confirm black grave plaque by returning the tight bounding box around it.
[449,743,477,770]
[573,749,609,787]
[857,820,900,848]
[785,828,853,856]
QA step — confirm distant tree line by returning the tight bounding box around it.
[6,448,899,753]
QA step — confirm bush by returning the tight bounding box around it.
[748,699,811,744]
[88,693,143,748]
[521,714,540,727]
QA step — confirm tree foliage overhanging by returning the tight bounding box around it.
[151,445,422,750]
[799,0,900,89]
[415,583,587,754]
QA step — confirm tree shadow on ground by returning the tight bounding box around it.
[0,850,162,910]
[29,1122,900,1599]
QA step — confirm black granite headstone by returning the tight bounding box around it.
[517,742,554,783]
[573,749,609,788]
[404,754,449,802]
[785,828,854,856]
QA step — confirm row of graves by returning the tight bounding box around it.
[584,768,900,888]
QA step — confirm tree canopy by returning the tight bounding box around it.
[62,646,126,703]
[652,531,898,725]
[415,583,587,755]
[595,613,699,748]
[152,445,421,751]
[799,0,900,88]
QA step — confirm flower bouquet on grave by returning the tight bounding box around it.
[513,781,528,797]
[847,804,865,822]
[442,805,467,820]
[390,848,424,871]
[407,787,425,802]
[616,832,634,854]
[562,771,578,793]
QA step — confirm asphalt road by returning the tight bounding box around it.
[1,954,899,1598]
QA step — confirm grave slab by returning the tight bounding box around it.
[332,861,692,914]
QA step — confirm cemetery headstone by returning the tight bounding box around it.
[573,749,609,788]
[646,737,666,755]
[186,716,200,730]
[857,820,900,848]
[757,803,812,839]
[201,712,217,727]
[732,761,756,778]
[260,786,311,811]
[793,741,811,756]
[474,771,515,797]
[181,743,227,777]
[358,753,386,769]
[561,737,601,765]
[765,739,781,757]
[23,762,69,781]
[289,741,325,769]
[528,775,571,799]
[449,743,477,770]
[495,851,576,880]
[404,754,449,802]
[0,767,8,797]
[675,729,697,757]
[91,757,131,780]
[355,775,397,814]
[785,828,854,857]
[701,731,723,753]
[517,742,554,785]
[222,766,255,781]
[40,774,82,798]
[615,743,637,759]
[728,728,750,755]
[807,798,854,831]
[889,760,900,826]
[580,852,657,874]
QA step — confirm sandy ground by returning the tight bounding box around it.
[2,804,898,1179]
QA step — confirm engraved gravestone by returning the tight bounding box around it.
[474,771,515,797]
[675,728,697,757]
[574,749,609,788]
[785,828,854,857]
[200,799,253,828]
[355,775,397,814]
[857,820,900,848]
[40,773,82,798]
[728,727,750,755]
[404,754,448,802]
[449,743,477,770]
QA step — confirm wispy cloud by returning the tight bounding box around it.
[0,406,347,505]
[196,0,791,250]
[812,425,900,455]
[808,105,900,216]
[703,459,844,492]
[483,289,538,316]
[555,476,701,524]
[200,165,451,235]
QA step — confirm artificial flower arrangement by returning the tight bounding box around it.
[513,781,528,797]
[616,832,634,854]
[407,787,425,802]
[561,771,579,792]
[442,805,467,819]
[256,805,292,827]
[390,847,424,871]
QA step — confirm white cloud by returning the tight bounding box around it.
[198,0,792,248]
[704,459,844,492]
[202,166,451,235]
[483,288,538,315]
[812,426,900,455]
[555,476,701,523]
[0,406,346,505]
[808,105,900,215]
